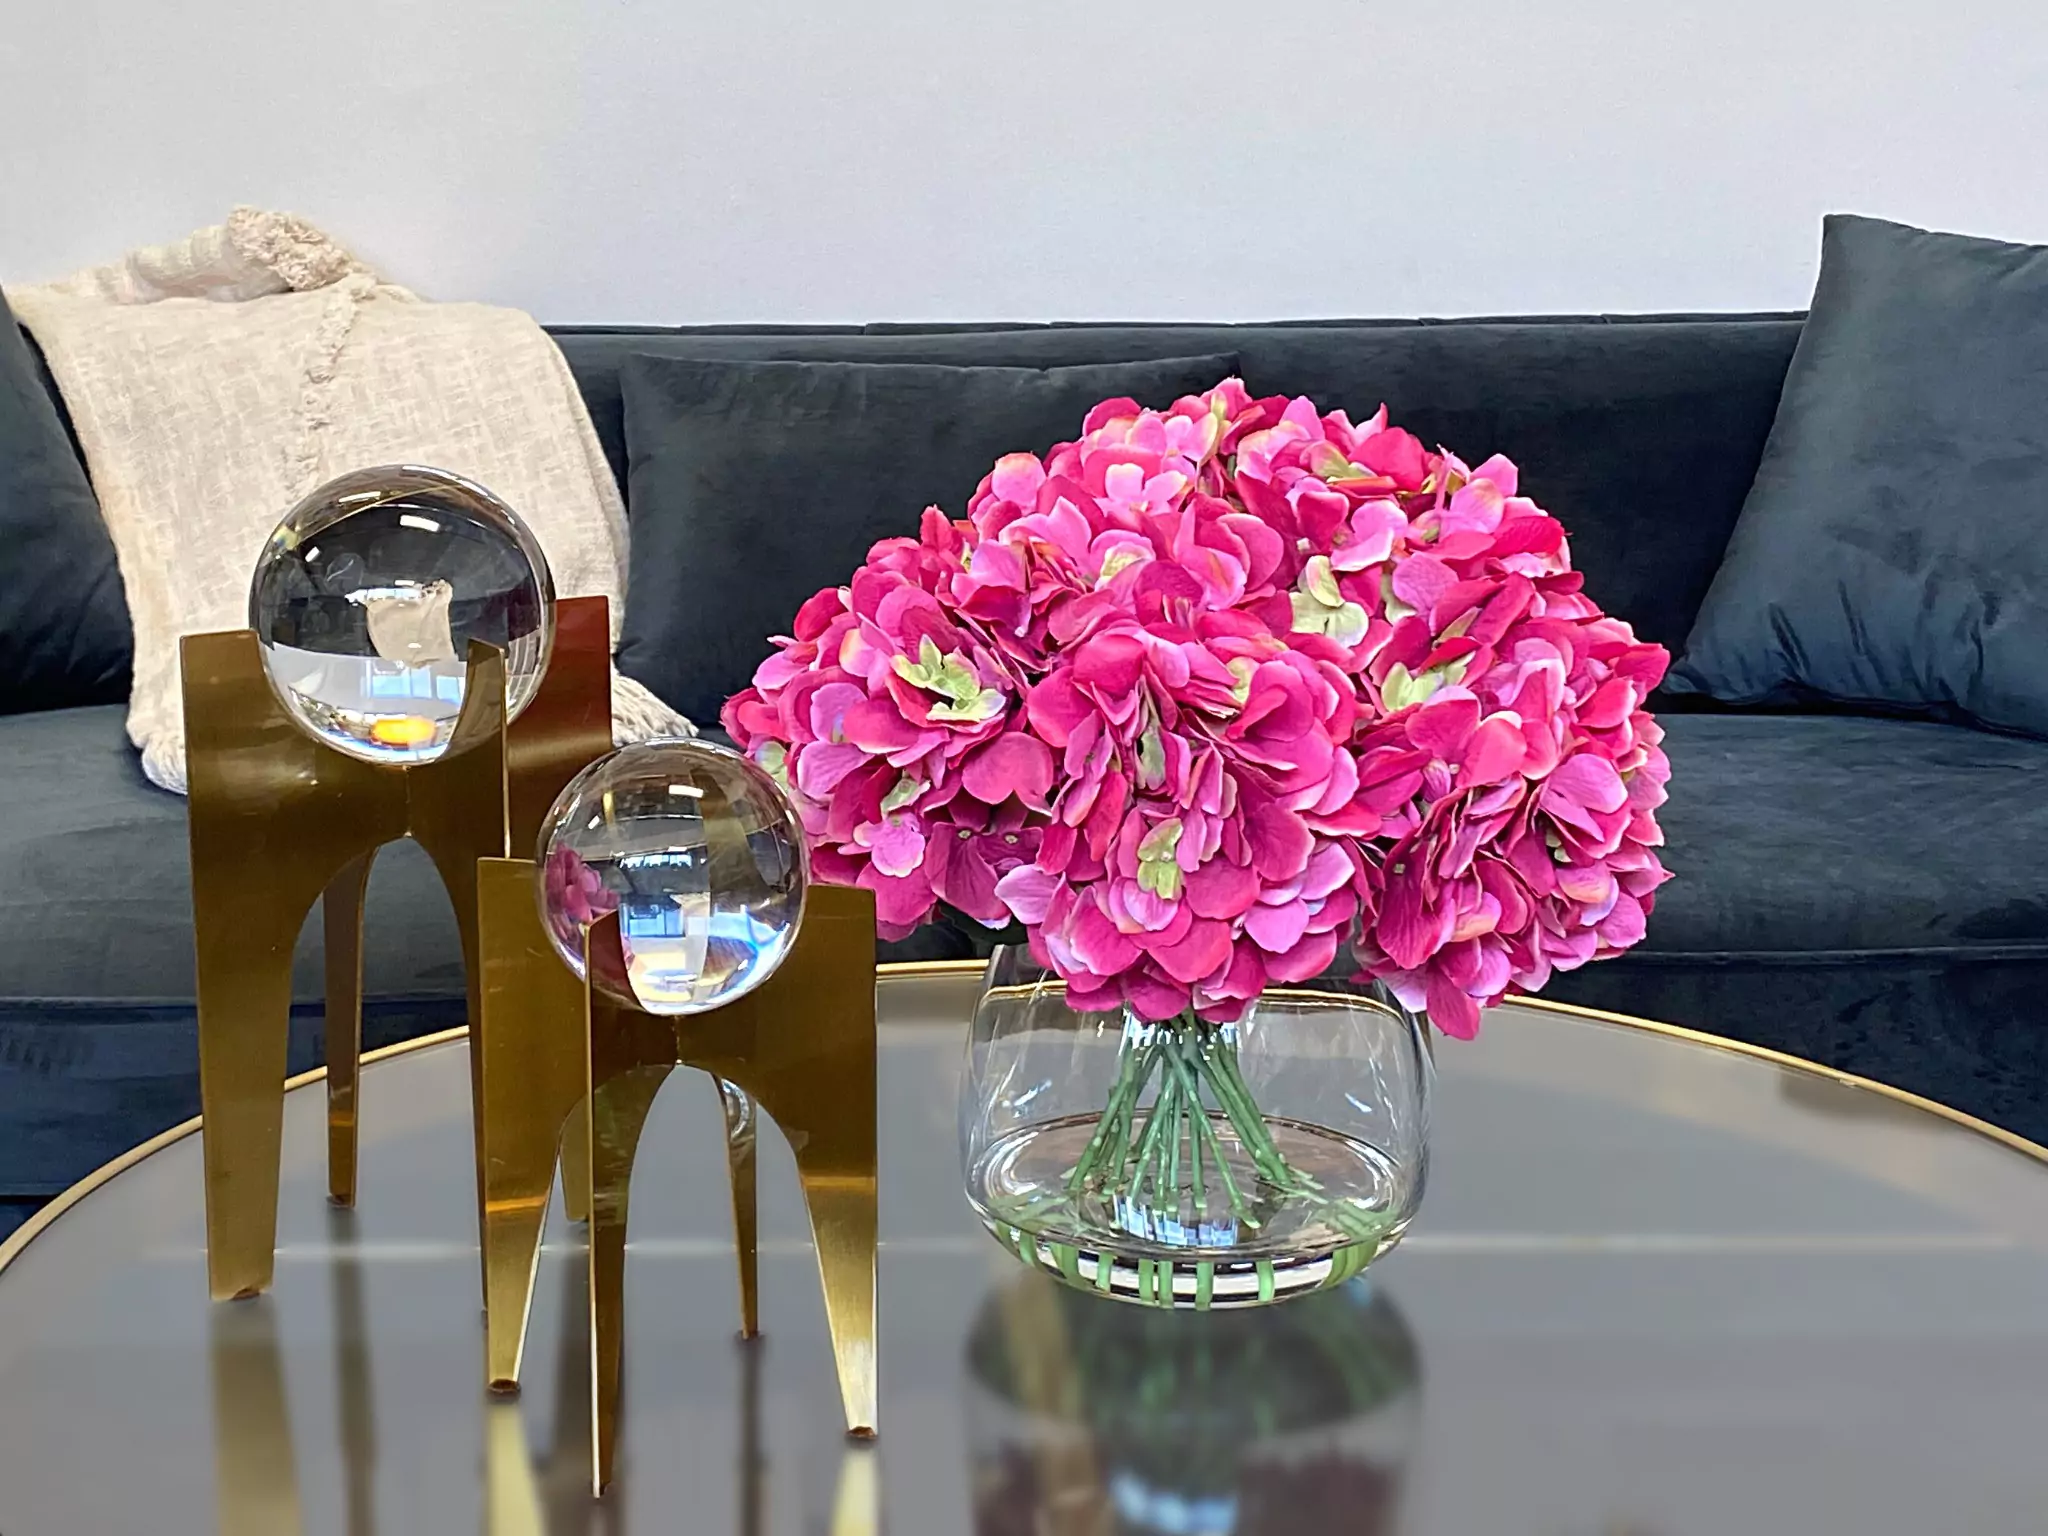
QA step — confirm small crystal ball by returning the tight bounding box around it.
[537,740,809,1015]
[248,465,555,765]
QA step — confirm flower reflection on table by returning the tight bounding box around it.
[963,1271,1420,1535]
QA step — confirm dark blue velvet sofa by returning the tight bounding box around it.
[7,313,2046,1237]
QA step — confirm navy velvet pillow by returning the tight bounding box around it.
[0,293,131,712]
[1672,215,2048,737]
[616,352,1238,725]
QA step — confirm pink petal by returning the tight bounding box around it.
[994,864,1061,925]
[1265,929,1340,984]
[867,819,927,878]
[1424,970,1483,1039]
[1460,715,1528,786]
[930,835,1005,923]
[1300,842,1355,901]
[1596,890,1649,948]
[1150,917,1233,985]
[1074,630,1147,696]
[1406,694,1479,758]
[1185,858,1261,920]
[1242,798,1313,881]
[1470,453,1519,498]
[965,539,1027,591]
[856,862,935,931]
[1391,552,1457,616]
[842,698,930,754]
[1205,940,1270,1003]
[1245,898,1311,954]
[1124,967,1190,1022]
[806,681,866,744]
[1377,865,1453,970]
[794,741,869,799]
[1355,427,1427,489]
[1025,672,1091,748]
[1578,677,1639,730]
[1112,878,1181,933]
[962,733,1055,808]
[1544,752,1629,819]
[1070,893,1142,973]
[989,452,1047,506]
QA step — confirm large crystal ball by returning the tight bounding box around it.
[248,465,555,765]
[537,740,809,1015]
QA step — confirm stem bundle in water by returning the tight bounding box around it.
[1064,1011,1384,1245]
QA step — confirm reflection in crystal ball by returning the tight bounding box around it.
[248,465,555,765]
[537,740,808,1015]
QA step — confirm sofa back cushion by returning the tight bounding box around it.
[1672,216,2048,740]
[615,351,1240,724]
[555,317,1802,656]
[0,294,132,713]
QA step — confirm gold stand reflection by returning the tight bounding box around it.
[475,861,879,1494]
[208,1235,879,1534]
[208,1298,306,1536]
[184,596,613,1303]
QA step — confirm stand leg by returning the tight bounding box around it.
[477,858,590,1391]
[323,852,375,1209]
[483,1139,559,1394]
[792,1152,879,1438]
[424,842,497,1302]
[196,891,313,1302]
[718,1079,760,1340]
[586,1063,673,1496]
[560,1100,592,1224]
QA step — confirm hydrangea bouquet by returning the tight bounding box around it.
[725,380,1670,1232]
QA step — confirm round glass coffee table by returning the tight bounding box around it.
[4,966,2048,1534]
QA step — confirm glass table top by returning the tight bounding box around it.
[4,968,2048,1534]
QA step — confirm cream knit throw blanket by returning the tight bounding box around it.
[7,207,690,793]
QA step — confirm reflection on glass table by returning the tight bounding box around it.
[206,1207,876,1536]
[965,1272,1418,1535]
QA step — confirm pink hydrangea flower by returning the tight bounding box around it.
[724,380,1671,1032]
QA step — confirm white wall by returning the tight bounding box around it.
[4,0,2045,324]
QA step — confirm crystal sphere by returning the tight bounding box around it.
[536,740,809,1015]
[248,464,555,765]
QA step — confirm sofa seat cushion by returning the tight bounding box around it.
[0,704,463,1003]
[7,706,2039,994]
[1639,713,2048,959]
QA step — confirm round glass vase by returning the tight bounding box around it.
[960,947,1432,1309]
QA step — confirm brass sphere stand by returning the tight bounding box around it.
[475,861,880,1494]
[183,595,613,1302]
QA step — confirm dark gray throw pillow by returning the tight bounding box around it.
[616,352,1239,724]
[1671,214,2048,736]
[0,291,131,713]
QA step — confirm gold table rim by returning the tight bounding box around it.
[4,961,2045,1278]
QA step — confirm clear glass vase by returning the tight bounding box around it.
[960,947,1432,1309]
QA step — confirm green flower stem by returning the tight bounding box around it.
[1068,1034,1156,1191]
[1166,1079,1184,1198]
[1057,1009,1398,1254]
[1166,1040,1255,1226]
[1065,1010,1292,1223]
[1199,1034,1299,1188]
